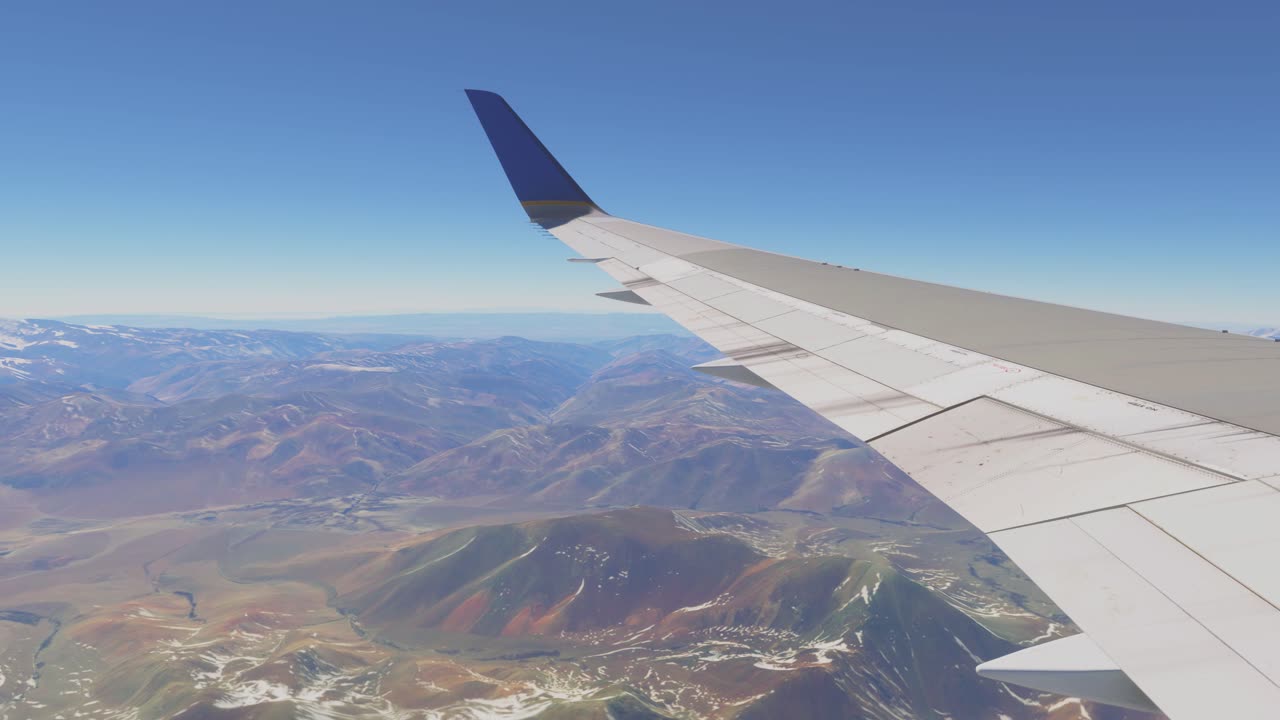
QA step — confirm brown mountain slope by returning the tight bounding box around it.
[249,507,1124,720]
[0,338,619,515]
[388,349,868,513]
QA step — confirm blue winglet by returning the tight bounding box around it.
[465,90,598,214]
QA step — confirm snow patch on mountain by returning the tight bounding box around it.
[0,357,35,379]
[305,363,398,373]
[0,318,38,350]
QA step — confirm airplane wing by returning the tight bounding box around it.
[465,89,1280,719]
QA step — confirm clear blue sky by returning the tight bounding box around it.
[2,1,1276,325]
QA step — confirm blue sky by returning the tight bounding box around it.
[1,2,1276,325]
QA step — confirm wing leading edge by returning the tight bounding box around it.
[466,89,1280,720]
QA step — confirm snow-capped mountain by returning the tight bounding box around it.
[0,318,393,387]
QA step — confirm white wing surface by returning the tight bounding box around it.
[466,89,1280,719]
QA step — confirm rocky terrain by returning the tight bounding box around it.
[0,318,1165,719]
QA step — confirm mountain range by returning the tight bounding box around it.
[0,318,1166,718]
[0,319,849,519]
[50,312,686,341]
